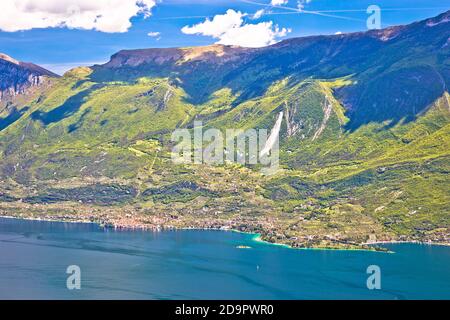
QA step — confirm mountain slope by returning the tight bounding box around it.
[0,11,449,249]
[0,54,60,134]
[91,10,449,129]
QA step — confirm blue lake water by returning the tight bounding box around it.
[0,217,449,300]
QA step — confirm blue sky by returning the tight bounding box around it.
[1,0,449,74]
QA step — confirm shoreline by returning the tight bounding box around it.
[1,215,449,251]
[363,240,450,247]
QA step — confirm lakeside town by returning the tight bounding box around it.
[2,198,449,251]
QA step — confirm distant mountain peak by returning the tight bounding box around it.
[0,53,59,101]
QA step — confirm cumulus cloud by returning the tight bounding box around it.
[0,0,157,33]
[181,9,291,48]
[182,9,244,38]
[217,22,290,47]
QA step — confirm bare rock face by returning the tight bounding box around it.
[0,53,59,101]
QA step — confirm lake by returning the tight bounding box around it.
[0,217,449,299]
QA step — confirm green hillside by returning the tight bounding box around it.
[0,11,449,249]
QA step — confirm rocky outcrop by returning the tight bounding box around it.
[0,53,59,101]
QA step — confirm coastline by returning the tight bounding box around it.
[2,215,448,252]
[363,240,450,247]
[0,215,373,252]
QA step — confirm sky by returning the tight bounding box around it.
[1,0,449,74]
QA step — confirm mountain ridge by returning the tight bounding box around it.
[88,9,449,131]
[95,10,450,67]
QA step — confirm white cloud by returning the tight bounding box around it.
[271,0,288,5]
[0,0,157,33]
[217,22,290,47]
[181,9,245,38]
[147,31,161,37]
[181,9,291,48]
[297,0,312,10]
[252,9,265,19]
[335,31,342,35]
[147,31,161,40]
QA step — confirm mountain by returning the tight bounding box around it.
[92,10,449,129]
[0,11,449,249]
[0,53,58,101]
